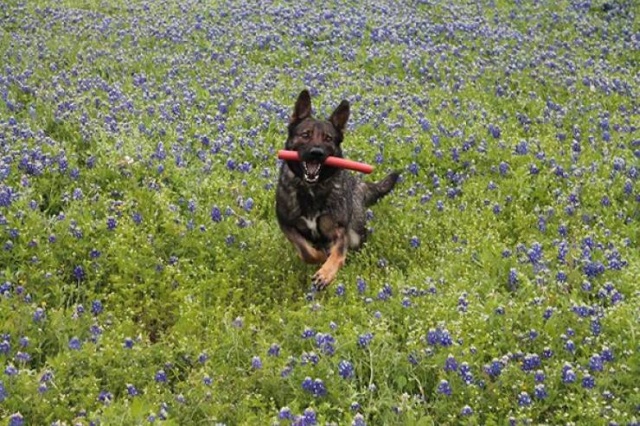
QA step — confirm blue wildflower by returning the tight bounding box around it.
[211,206,222,222]
[352,413,366,426]
[7,413,24,426]
[91,300,103,315]
[461,405,473,416]
[522,353,541,372]
[534,383,547,399]
[518,391,532,407]
[358,332,373,348]
[582,374,596,389]
[279,406,293,420]
[68,337,82,350]
[437,379,452,396]
[155,369,167,383]
[251,356,262,369]
[444,354,458,372]
[267,343,280,357]
[126,384,139,396]
[589,354,604,372]
[562,365,576,384]
[338,360,354,379]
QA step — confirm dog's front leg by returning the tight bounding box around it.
[281,225,327,264]
[312,224,347,289]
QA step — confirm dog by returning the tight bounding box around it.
[276,89,399,289]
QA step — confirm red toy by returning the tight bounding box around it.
[277,150,374,174]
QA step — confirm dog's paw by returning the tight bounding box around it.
[312,268,335,290]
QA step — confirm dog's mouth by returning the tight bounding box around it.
[302,161,322,183]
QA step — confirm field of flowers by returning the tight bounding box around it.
[1,0,639,424]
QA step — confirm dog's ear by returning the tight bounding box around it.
[330,100,350,132]
[291,90,312,124]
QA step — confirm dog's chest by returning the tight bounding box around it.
[298,213,321,238]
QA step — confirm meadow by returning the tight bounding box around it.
[1,0,639,424]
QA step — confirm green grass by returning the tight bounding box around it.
[0,0,639,424]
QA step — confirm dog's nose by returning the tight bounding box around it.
[308,147,325,160]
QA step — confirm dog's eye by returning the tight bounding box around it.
[324,135,333,143]
[300,131,311,139]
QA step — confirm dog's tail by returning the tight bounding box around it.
[364,171,400,207]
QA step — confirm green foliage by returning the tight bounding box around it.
[0,0,638,425]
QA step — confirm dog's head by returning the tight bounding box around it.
[284,89,350,184]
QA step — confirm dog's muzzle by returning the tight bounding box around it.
[301,147,325,183]
[302,161,322,183]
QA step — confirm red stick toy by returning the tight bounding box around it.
[277,150,374,174]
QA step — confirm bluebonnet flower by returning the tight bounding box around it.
[7,413,24,426]
[211,206,222,222]
[601,346,614,362]
[444,354,458,372]
[126,384,139,396]
[302,377,327,397]
[302,407,317,425]
[518,391,532,407]
[251,356,262,369]
[562,365,576,384]
[358,332,373,348]
[409,236,420,248]
[74,265,86,281]
[5,364,18,376]
[155,369,167,383]
[488,124,501,139]
[98,390,113,404]
[301,327,315,339]
[589,354,604,372]
[356,277,366,293]
[485,359,504,378]
[461,405,473,416]
[522,353,541,372]
[301,352,319,366]
[338,360,354,379]
[267,343,280,357]
[335,283,346,296]
[459,362,474,385]
[132,212,142,224]
[91,300,103,315]
[583,261,605,278]
[33,307,45,322]
[437,379,452,396]
[534,383,547,399]
[0,185,17,207]
[0,339,10,355]
[350,401,361,412]
[565,340,576,353]
[582,374,595,389]
[352,413,366,426]
[508,268,518,290]
[534,370,545,382]
[279,406,294,420]
[514,140,529,155]
[315,333,335,355]
[527,242,544,264]
[106,217,117,230]
[68,337,82,350]
[0,380,7,402]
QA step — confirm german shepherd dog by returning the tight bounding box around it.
[276,90,399,289]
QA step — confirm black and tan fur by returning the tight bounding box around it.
[276,90,399,289]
